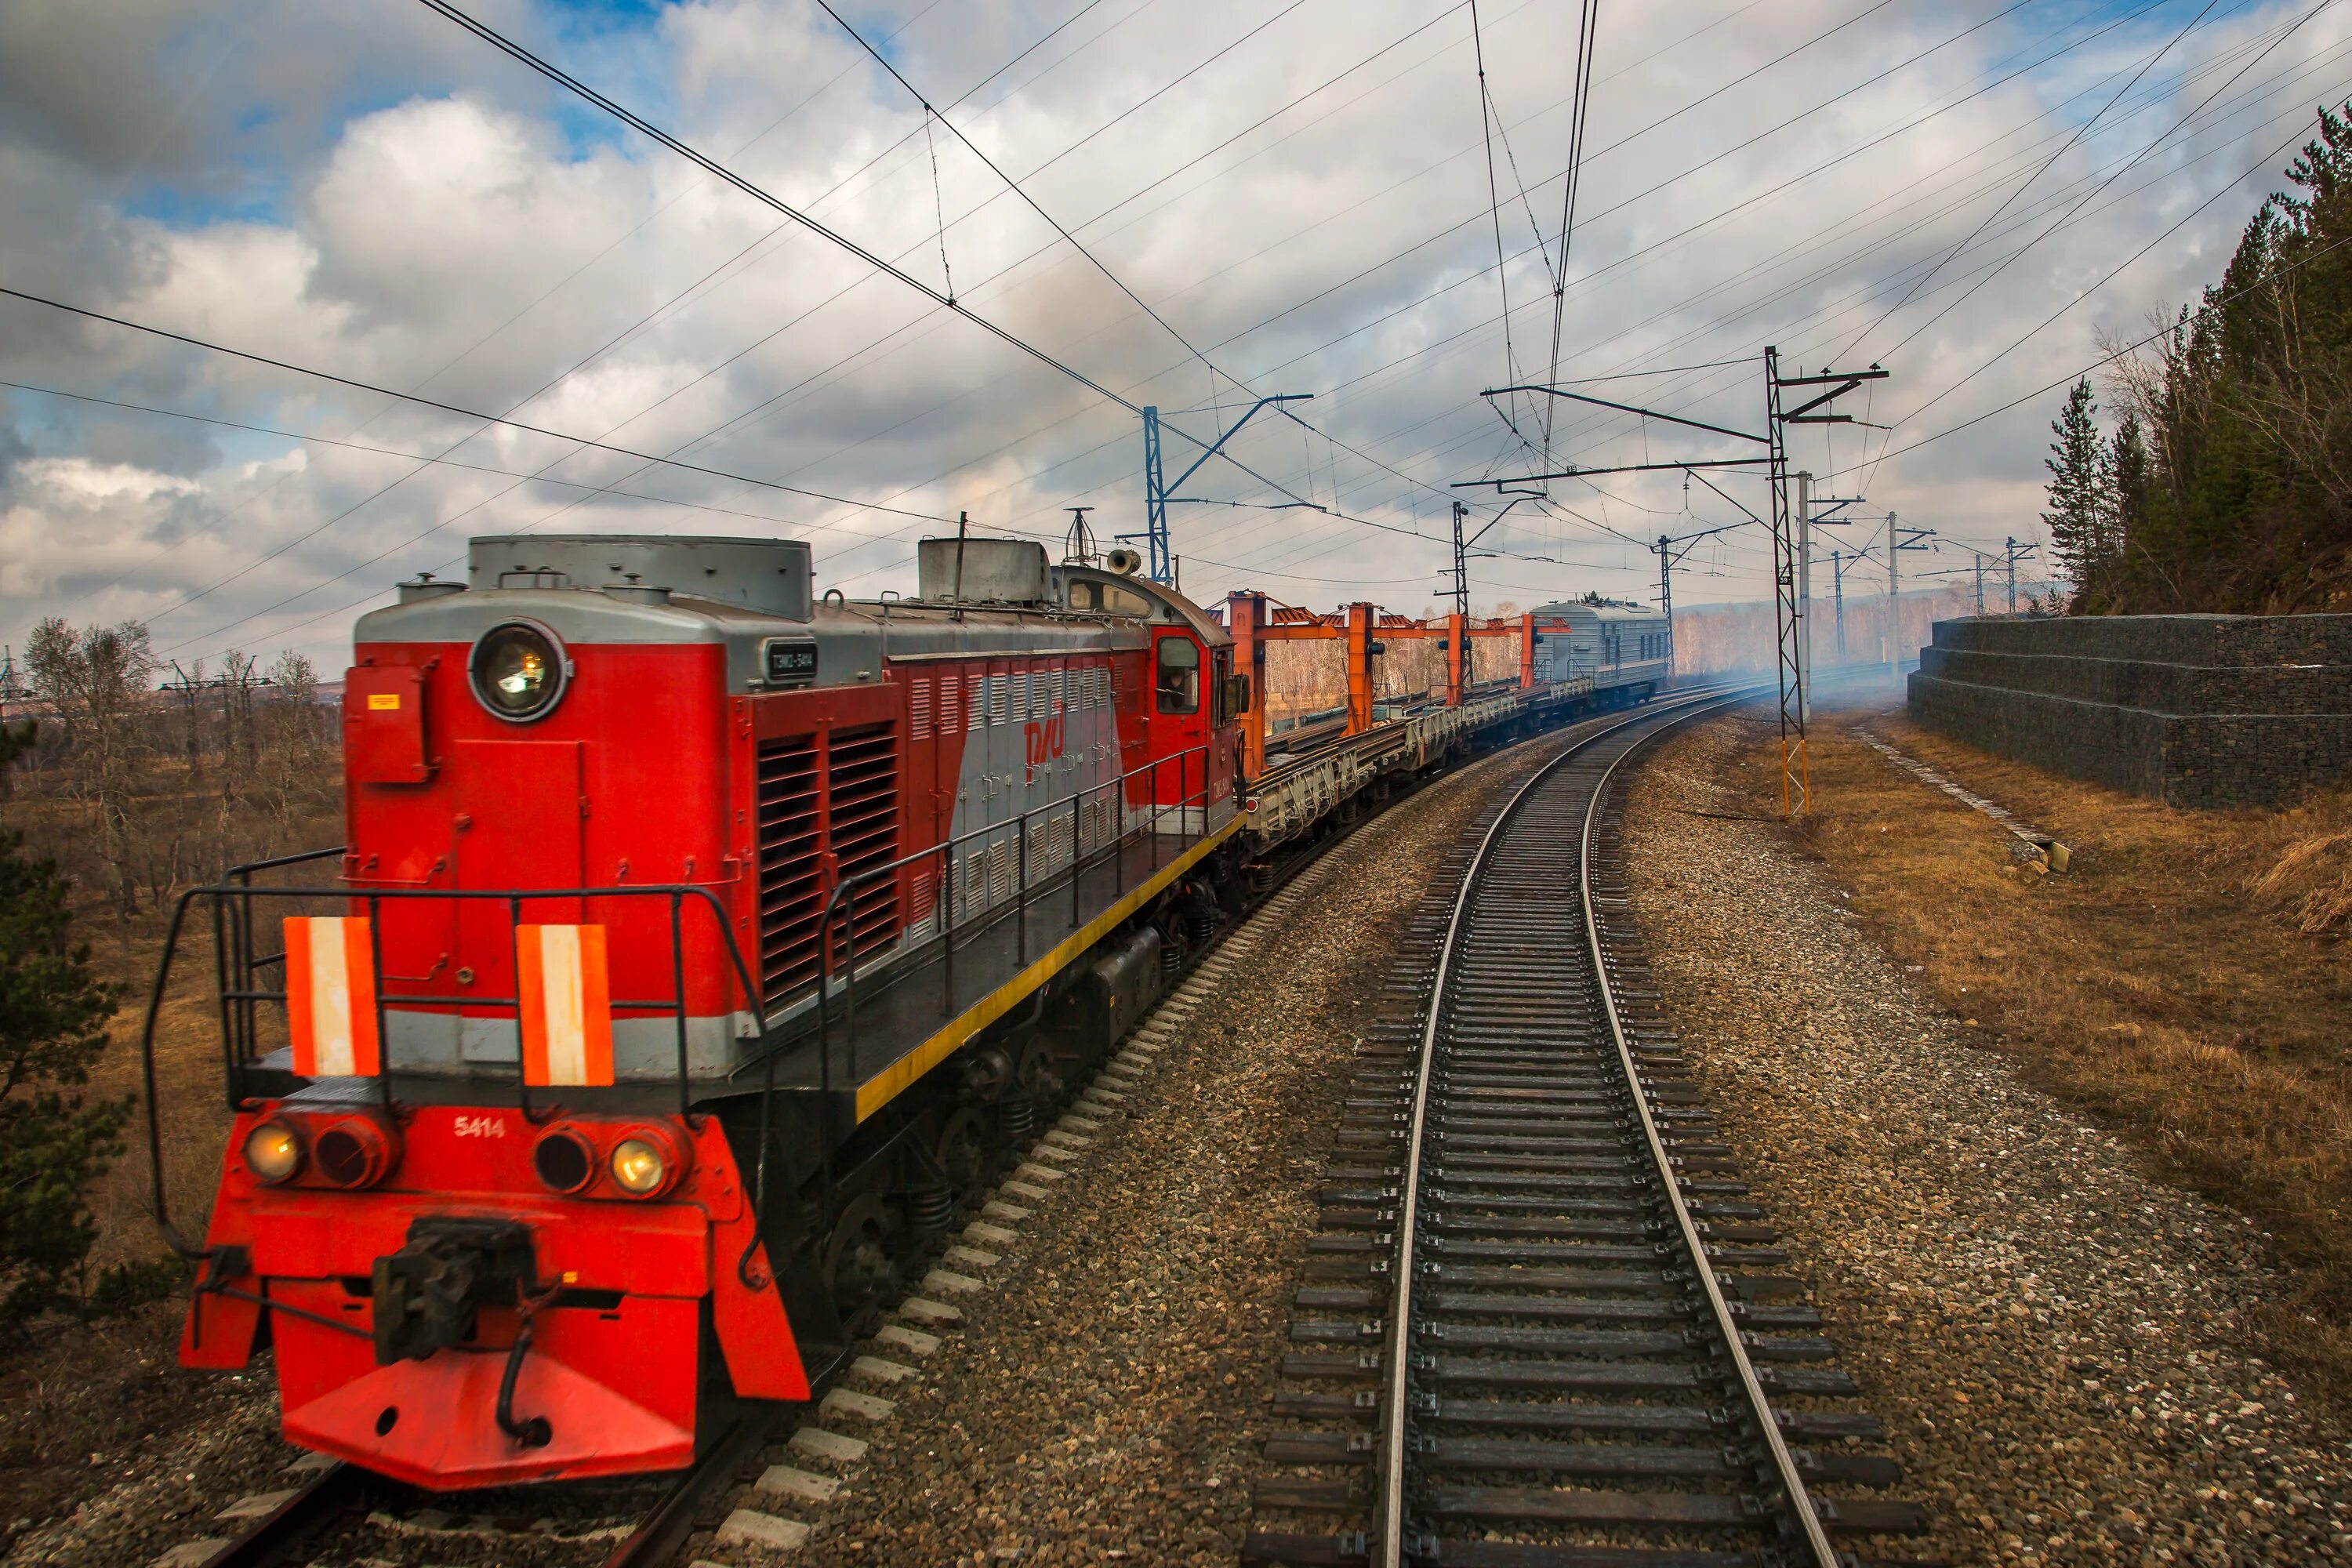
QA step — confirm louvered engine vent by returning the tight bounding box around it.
[754,723,904,1011]
[755,735,822,1006]
[826,722,902,966]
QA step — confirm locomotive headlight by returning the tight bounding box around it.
[609,1138,668,1196]
[608,1124,688,1198]
[244,1120,303,1184]
[470,621,568,723]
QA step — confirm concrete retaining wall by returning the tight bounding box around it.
[1904,615,2352,808]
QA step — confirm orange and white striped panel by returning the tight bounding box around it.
[517,924,615,1088]
[283,916,382,1078]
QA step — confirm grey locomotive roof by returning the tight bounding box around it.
[1530,600,1667,623]
[354,535,1225,694]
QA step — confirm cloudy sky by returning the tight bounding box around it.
[1,0,2343,670]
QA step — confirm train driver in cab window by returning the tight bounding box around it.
[1156,636,1201,713]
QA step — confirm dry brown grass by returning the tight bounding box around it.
[1716,694,2352,1399]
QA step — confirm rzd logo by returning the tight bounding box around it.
[1023,705,1065,784]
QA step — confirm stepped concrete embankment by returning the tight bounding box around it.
[1906,613,2352,807]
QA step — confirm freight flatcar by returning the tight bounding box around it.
[143,531,1645,1490]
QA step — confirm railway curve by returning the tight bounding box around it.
[1245,692,1929,1567]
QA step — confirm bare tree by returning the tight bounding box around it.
[255,652,327,849]
[24,619,157,916]
[218,649,262,787]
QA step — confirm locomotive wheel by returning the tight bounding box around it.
[822,1193,898,1319]
[1014,1036,1067,1105]
[935,1107,989,1189]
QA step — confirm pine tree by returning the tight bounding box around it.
[2042,378,2111,600]
[2102,414,2151,605]
[0,832,125,1332]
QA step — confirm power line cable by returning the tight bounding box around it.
[1836,155,2352,479]
[807,0,1251,398]
[413,0,1366,521]
[0,286,958,523]
[1835,0,2229,358]
[142,0,2183,653]
[1870,0,2332,361]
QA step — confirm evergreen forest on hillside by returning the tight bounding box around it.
[2042,104,2352,614]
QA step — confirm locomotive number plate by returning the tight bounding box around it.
[762,637,819,688]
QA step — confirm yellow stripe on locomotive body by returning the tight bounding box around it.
[856,815,1243,1123]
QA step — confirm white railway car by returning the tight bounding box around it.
[1530,599,1671,702]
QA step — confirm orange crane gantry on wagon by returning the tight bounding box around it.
[1221,593,1578,780]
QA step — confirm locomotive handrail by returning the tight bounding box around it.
[228,844,349,877]
[137,878,766,1261]
[804,739,1218,1073]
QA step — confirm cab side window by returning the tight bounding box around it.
[1156,637,1200,715]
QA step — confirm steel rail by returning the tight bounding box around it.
[600,1409,781,1568]
[194,1461,361,1567]
[1370,684,1759,1567]
[1580,710,1842,1567]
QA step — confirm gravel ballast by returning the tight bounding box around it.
[1626,716,2352,1566]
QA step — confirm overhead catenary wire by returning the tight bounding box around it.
[806,0,1254,401]
[1867,0,2336,362]
[463,0,1966,587]
[43,0,1000,631]
[392,0,1543,568]
[720,0,2127,561]
[1468,0,1528,447]
[1836,209,2352,483]
[1195,24,2333,585]
[1538,0,1601,465]
[0,285,966,528]
[1267,0,2323,481]
[27,0,1891,662]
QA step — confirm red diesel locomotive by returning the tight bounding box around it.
[152,532,1258,1488]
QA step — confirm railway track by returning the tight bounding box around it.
[1244,693,1929,1567]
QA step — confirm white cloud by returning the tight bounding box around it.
[1,0,2345,666]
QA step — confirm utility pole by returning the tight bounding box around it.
[1878,515,1935,683]
[1885,511,1899,685]
[1641,517,1744,686]
[2002,536,2038,612]
[1974,554,1985,615]
[1831,550,1846,663]
[1449,500,1470,619]
[1796,471,1813,724]
[1768,350,1889,817]
[1133,394,1314,584]
[1655,534,1673,678]
[1455,350,1886,818]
